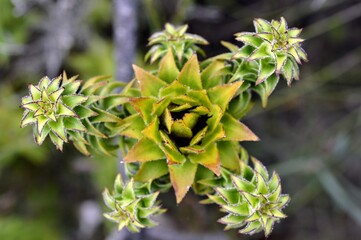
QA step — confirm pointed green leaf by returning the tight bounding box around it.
[222,201,250,216]
[158,49,179,83]
[159,130,178,152]
[29,85,41,100]
[159,80,188,98]
[38,76,51,89]
[252,157,269,180]
[124,137,165,163]
[217,141,240,172]
[248,42,272,61]
[256,59,275,85]
[270,209,287,218]
[21,111,36,127]
[187,90,212,109]
[278,17,287,34]
[221,113,259,142]
[57,102,77,117]
[49,131,64,151]
[245,211,261,222]
[169,161,197,203]
[102,95,128,110]
[119,113,145,138]
[242,192,259,207]
[288,37,304,46]
[256,172,269,195]
[47,76,62,93]
[288,28,302,38]
[34,125,50,145]
[206,105,223,131]
[231,175,256,193]
[63,80,82,95]
[22,102,39,111]
[219,214,247,225]
[72,139,90,156]
[48,118,67,141]
[254,18,273,32]
[49,88,64,102]
[37,115,49,134]
[103,189,116,209]
[220,41,239,52]
[268,185,281,202]
[133,65,167,97]
[178,54,202,90]
[183,112,199,129]
[275,52,287,75]
[82,119,107,138]
[74,105,98,119]
[235,33,263,47]
[283,58,294,85]
[264,218,275,237]
[295,46,308,61]
[201,124,225,147]
[152,97,171,116]
[256,33,273,42]
[189,143,220,175]
[190,106,210,115]
[161,108,173,133]
[232,45,255,59]
[63,117,86,132]
[62,95,88,108]
[278,195,290,208]
[90,107,122,123]
[179,145,204,154]
[216,188,240,205]
[159,143,186,164]
[142,118,161,143]
[288,46,301,64]
[208,81,242,111]
[190,126,208,146]
[21,96,33,105]
[171,120,193,138]
[134,160,169,182]
[130,97,156,125]
[268,172,280,192]
[201,60,224,89]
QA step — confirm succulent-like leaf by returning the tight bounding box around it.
[103,176,165,232]
[205,158,290,237]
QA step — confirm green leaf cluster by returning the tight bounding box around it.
[19,17,308,237]
[145,23,208,66]
[103,175,166,232]
[201,157,289,237]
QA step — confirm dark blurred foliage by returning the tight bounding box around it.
[0,0,360,239]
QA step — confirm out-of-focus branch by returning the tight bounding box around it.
[113,0,138,82]
[13,0,89,76]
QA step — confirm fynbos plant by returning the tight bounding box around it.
[20,17,307,237]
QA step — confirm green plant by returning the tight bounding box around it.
[20,18,307,237]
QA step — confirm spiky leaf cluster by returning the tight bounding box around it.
[69,76,132,157]
[234,17,307,86]
[146,23,208,65]
[212,18,307,109]
[21,73,126,155]
[21,73,89,150]
[120,50,258,203]
[205,158,289,237]
[103,175,165,232]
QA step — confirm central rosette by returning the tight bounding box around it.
[121,50,258,203]
[160,102,209,149]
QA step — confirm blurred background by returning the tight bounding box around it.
[0,0,360,239]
